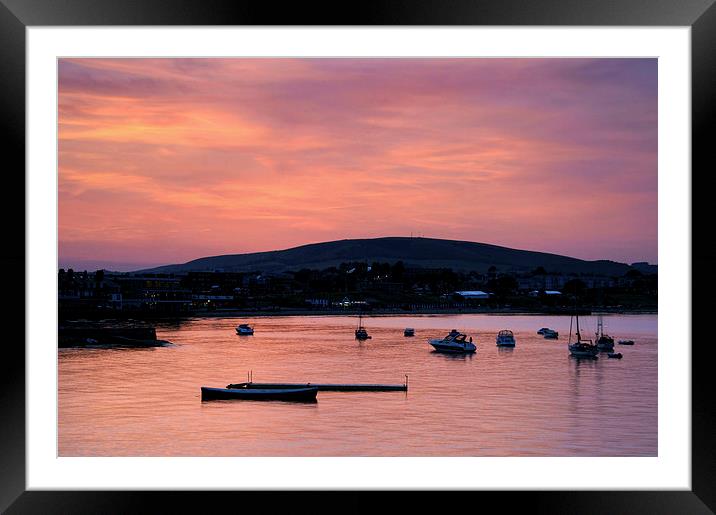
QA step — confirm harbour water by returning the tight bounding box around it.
[58,314,657,456]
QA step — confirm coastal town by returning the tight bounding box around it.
[58,260,657,318]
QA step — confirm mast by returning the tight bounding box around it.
[571,294,582,343]
[575,313,581,342]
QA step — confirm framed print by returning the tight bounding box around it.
[3,0,714,512]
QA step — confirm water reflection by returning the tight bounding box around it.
[201,398,319,405]
[59,314,657,457]
[430,350,475,361]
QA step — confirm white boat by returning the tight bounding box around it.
[236,324,254,335]
[429,329,476,353]
[496,329,516,347]
[594,315,615,351]
[568,312,598,358]
[404,328,415,337]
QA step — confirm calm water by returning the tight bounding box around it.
[58,314,657,456]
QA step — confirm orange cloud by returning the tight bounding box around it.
[58,58,657,269]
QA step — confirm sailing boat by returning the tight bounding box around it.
[355,313,371,340]
[568,309,599,358]
[594,315,615,351]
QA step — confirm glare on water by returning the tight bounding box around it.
[58,314,657,456]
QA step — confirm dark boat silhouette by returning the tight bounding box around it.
[355,314,371,340]
[201,386,318,402]
[568,311,599,359]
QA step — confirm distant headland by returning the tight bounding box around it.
[135,237,656,276]
[59,237,656,320]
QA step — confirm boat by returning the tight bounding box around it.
[607,352,623,359]
[594,315,615,351]
[429,329,476,353]
[404,328,415,337]
[495,329,516,347]
[200,386,318,402]
[355,314,371,340]
[543,329,559,339]
[618,340,635,345]
[537,327,551,335]
[226,381,408,392]
[236,323,254,335]
[567,311,599,359]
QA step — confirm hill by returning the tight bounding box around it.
[137,237,637,277]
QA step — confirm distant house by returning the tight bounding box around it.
[335,297,369,308]
[305,298,330,307]
[454,290,490,299]
[529,290,562,297]
[112,275,192,312]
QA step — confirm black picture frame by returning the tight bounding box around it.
[2,1,713,512]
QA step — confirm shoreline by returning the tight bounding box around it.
[81,307,658,321]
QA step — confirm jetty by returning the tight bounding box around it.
[225,381,408,392]
[58,323,172,348]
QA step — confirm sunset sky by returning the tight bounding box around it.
[58,58,657,271]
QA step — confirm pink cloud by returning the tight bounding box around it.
[58,58,657,268]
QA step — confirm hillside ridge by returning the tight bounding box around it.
[137,237,642,277]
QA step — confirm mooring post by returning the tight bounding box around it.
[405,374,408,390]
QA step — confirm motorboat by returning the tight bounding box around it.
[201,386,318,402]
[543,329,559,339]
[568,312,599,359]
[537,327,551,335]
[495,329,516,347]
[404,328,415,337]
[355,314,371,340]
[429,329,476,353]
[236,324,254,335]
[618,340,635,345]
[607,352,623,359]
[595,315,615,351]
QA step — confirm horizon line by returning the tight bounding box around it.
[59,235,658,273]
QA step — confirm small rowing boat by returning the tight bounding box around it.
[201,386,318,402]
